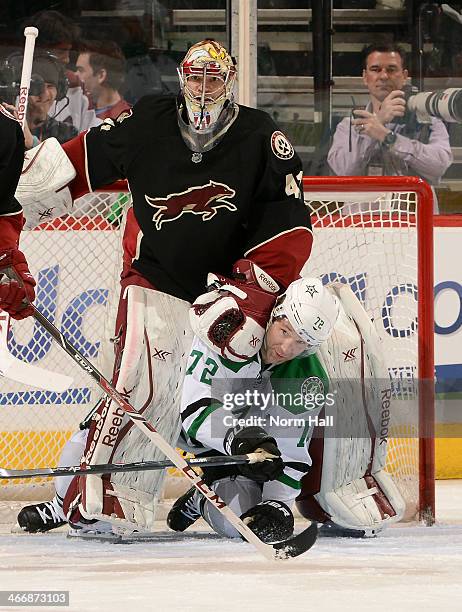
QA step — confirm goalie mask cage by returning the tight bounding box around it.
[0,176,435,525]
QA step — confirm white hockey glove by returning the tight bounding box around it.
[189,259,280,362]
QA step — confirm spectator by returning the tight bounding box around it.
[76,40,131,120]
[4,53,78,148]
[24,10,101,131]
[327,43,453,213]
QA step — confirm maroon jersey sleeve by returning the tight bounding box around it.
[241,117,312,289]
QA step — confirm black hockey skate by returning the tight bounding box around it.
[167,487,201,532]
[17,500,66,533]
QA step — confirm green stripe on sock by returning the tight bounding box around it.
[187,403,222,440]
[277,473,302,490]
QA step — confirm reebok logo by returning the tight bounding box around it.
[257,272,278,293]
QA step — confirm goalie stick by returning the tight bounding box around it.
[0,455,310,480]
[6,295,317,560]
[0,27,73,394]
[0,311,73,392]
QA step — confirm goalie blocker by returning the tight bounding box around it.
[296,284,406,536]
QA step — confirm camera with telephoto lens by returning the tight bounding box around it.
[393,84,419,125]
[407,87,462,124]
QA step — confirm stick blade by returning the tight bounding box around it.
[0,350,73,392]
[272,521,318,559]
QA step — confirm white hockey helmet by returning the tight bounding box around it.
[272,277,339,349]
[178,39,236,131]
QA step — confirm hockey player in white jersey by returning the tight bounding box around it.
[18,276,336,540]
[17,276,406,540]
[167,276,339,543]
[168,276,407,542]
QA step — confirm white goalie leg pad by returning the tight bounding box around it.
[15,137,76,229]
[321,471,406,535]
[78,285,193,531]
[300,283,405,532]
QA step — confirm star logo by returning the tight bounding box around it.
[305,284,319,298]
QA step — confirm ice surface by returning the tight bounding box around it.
[0,481,461,612]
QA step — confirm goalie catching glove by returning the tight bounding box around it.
[190,259,280,361]
[225,426,284,483]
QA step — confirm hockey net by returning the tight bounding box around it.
[0,177,434,524]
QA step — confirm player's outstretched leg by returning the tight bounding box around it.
[167,476,265,540]
[17,497,66,533]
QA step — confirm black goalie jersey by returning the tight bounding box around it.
[0,106,24,217]
[0,106,25,249]
[63,96,313,302]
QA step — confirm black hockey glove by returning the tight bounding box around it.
[227,426,284,483]
[240,500,294,544]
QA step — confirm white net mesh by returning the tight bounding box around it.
[0,182,433,522]
[0,192,125,503]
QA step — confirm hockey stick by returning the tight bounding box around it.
[0,27,73,393]
[0,311,73,392]
[10,298,317,560]
[0,455,309,480]
[17,27,39,129]
[0,455,310,480]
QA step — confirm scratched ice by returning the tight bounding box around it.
[0,481,461,612]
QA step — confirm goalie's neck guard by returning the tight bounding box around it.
[177,96,239,153]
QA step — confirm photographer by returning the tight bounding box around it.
[25,10,101,132]
[327,44,453,213]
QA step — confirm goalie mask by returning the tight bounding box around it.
[177,39,238,153]
[270,278,339,354]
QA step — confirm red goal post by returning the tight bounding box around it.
[0,176,435,524]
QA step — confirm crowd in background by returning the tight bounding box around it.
[1,4,461,213]
[0,10,135,149]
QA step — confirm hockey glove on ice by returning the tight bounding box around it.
[241,500,294,544]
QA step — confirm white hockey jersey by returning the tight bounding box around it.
[179,337,330,496]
